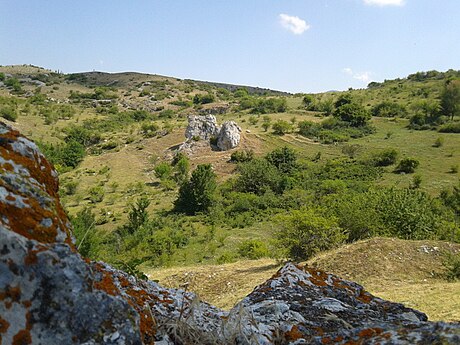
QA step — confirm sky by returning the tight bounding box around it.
[1,0,459,93]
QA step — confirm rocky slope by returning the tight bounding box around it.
[1,121,460,344]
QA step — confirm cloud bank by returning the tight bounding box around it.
[363,0,405,6]
[279,14,310,35]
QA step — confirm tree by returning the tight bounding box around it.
[71,208,96,258]
[174,164,217,215]
[236,158,281,195]
[441,79,460,121]
[333,103,370,127]
[275,208,345,261]
[334,93,353,109]
[125,197,150,234]
[265,146,297,174]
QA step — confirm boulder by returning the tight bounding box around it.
[217,121,241,151]
[1,121,460,344]
[184,115,220,141]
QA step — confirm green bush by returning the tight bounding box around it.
[333,103,370,127]
[88,186,105,203]
[230,150,254,163]
[275,208,346,261]
[265,146,297,174]
[154,162,173,180]
[395,158,419,173]
[0,106,17,121]
[370,149,399,167]
[439,122,460,133]
[193,93,215,105]
[238,240,269,259]
[371,101,407,118]
[443,252,460,281]
[71,208,97,258]
[236,158,282,195]
[272,120,293,135]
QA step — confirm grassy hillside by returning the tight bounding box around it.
[1,64,459,274]
[147,238,460,322]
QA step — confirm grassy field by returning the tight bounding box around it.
[147,238,460,322]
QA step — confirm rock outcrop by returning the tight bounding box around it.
[183,115,241,151]
[184,115,220,141]
[1,121,460,344]
[217,121,241,151]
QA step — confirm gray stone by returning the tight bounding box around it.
[217,121,241,151]
[184,115,220,140]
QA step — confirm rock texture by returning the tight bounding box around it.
[217,121,241,151]
[184,115,220,141]
[1,121,460,344]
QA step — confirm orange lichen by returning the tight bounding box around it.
[305,268,329,287]
[93,272,119,296]
[284,324,303,341]
[0,317,10,333]
[356,289,373,304]
[12,330,31,345]
[0,285,21,303]
[357,327,384,338]
[24,246,47,266]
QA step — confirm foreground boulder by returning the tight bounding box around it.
[1,121,460,344]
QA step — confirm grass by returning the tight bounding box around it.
[147,238,460,322]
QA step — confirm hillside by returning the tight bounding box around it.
[147,237,460,321]
[0,64,459,272]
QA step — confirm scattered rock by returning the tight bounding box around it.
[217,121,241,151]
[1,121,460,344]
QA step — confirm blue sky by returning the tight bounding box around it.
[1,0,459,93]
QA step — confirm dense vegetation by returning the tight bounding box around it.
[0,65,459,273]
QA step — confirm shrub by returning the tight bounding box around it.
[439,122,460,133]
[251,97,287,114]
[88,186,105,203]
[5,78,22,92]
[265,146,297,174]
[0,106,17,121]
[230,150,254,163]
[370,149,399,167]
[236,158,282,195]
[272,120,293,135]
[154,162,173,180]
[275,208,346,261]
[443,252,460,281]
[433,137,444,148]
[193,93,215,104]
[60,141,85,168]
[395,158,420,173]
[371,101,407,118]
[71,208,97,258]
[141,122,159,137]
[125,197,150,234]
[238,240,269,259]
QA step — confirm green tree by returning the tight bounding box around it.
[275,208,345,261]
[265,146,297,174]
[125,197,150,234]
[174,164,217,215]
[61,141,85,168]
[71,207,97,258]
[441,79,460,121]
[333,103,370,127]
[236,158,282,195]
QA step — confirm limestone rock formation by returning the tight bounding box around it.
[217,121,241,151]
[184,115,220,141]
[1,121,460,344]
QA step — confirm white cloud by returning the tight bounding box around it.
[279,14,310,35]
[363,0,405,6]
[342,68,373,83]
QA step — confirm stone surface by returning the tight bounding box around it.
[217,121,241,151]
[184,115,220,141]
[1,121,460,345]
